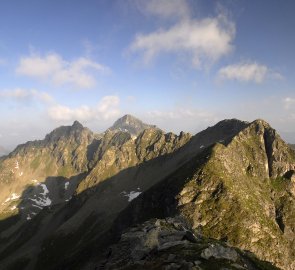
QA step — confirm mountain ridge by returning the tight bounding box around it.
[110,119,295,269]
[0,115,294,269]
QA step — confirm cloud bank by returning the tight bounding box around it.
[217,62,283,83]
[283,97,295,109]
[145,107,218,134]
[48,96,120,122]
[0,88,53,103]
[130,1,235,68]
[16,53,110,89]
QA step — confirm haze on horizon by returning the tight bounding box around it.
[0,0,295,152]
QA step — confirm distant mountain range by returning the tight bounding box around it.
[0,115,294,270]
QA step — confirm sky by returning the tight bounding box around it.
[0,0,295,151]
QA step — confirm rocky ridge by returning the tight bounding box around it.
[100,217,279,270]
[111,119,295,270]
[0,116,294,269]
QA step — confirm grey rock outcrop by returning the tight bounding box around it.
[98,218,279,270]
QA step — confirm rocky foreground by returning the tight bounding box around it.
[100,217,279,270]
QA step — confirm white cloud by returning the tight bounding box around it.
[283,97,295,109]
[0,88,53,103]
[48,96,120,122]
[16,53,110,89]
[217,62,283,83]
[140,0,190,19]
[217,62,267,83]
[129,12,235,68]
[145,107,218,133]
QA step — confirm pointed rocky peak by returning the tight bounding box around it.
[72,120,84,130]
[44,121,92,144]
[252,118,271,126]
[108,114,157,136]
[11,121,93,156]
[226,119,295,178]
[248,119,273,134]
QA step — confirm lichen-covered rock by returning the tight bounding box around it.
[201,244,238,261]
[98,218,279,270]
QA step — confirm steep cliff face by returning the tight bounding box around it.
[112,120,295,270]
[76,128,192,194]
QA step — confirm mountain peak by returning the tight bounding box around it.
[108,114,157,136]
[43,121,90,144]
[114,114,142,125]
[72,120,84,129]
[120,114,135,121]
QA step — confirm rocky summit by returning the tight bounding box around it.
[0,115,294,270]
[108,114,157,136]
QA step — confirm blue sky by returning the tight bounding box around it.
[0,0,295,150]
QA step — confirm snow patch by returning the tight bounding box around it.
[29,197,51,207]
[65,181,69,190]
[26,215,31,220]
[10,205,17,211]
[40,184,49,196]
[29,184,51,207]
[65,196,72,202]
[121,191,142,202]
[4,193,20,203]
[19,172,23,177]
[200,145,204,149]
[32,204,43,209]
[15,161,19,169]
